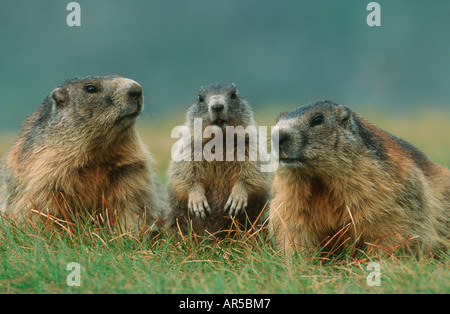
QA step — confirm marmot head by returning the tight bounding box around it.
[273,101,368,173]
[186,83,254,130]
[47,75,143,135]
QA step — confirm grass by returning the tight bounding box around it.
[0,108,449,294]
[1,212,448,294]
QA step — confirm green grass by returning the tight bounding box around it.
[0,109,449,294]
[0,214,449,294]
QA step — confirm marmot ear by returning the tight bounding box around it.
[230,82,238,94]
[276,111,289,123]
[51,87,68,106]
[336,104,351,126]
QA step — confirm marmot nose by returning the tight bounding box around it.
[211,103,224,113]
[278,132,290,147]
[128,83,143,100]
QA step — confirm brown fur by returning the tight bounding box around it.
[0,76,168,229]
[167,83,270,236]
[270,101,449,254]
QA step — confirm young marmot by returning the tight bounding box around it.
[270,101,449,254]
[167,83,270,236]
[0,76,167,230]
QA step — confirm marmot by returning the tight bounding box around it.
[167,83,270,236]
[0,75,168,230]
[270,101,449,254]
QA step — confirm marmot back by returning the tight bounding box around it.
[167,83,269,236]
[270,101,449,254]
[0,76,168,229]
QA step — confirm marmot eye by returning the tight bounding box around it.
[311,114,324,126]
[85,85,98,93]
[230,92,237,99]
[198,95,204,102]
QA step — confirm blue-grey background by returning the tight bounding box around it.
[0,0,449,131]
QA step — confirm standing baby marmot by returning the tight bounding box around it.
[167,83,270,236]
[0,75,167,230]
[270,101,449,254]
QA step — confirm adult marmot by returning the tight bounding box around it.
[167,83,269,236]
[270,101,449,254]
[0,76,167,230]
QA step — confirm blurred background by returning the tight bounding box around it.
[0,0,449,172]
